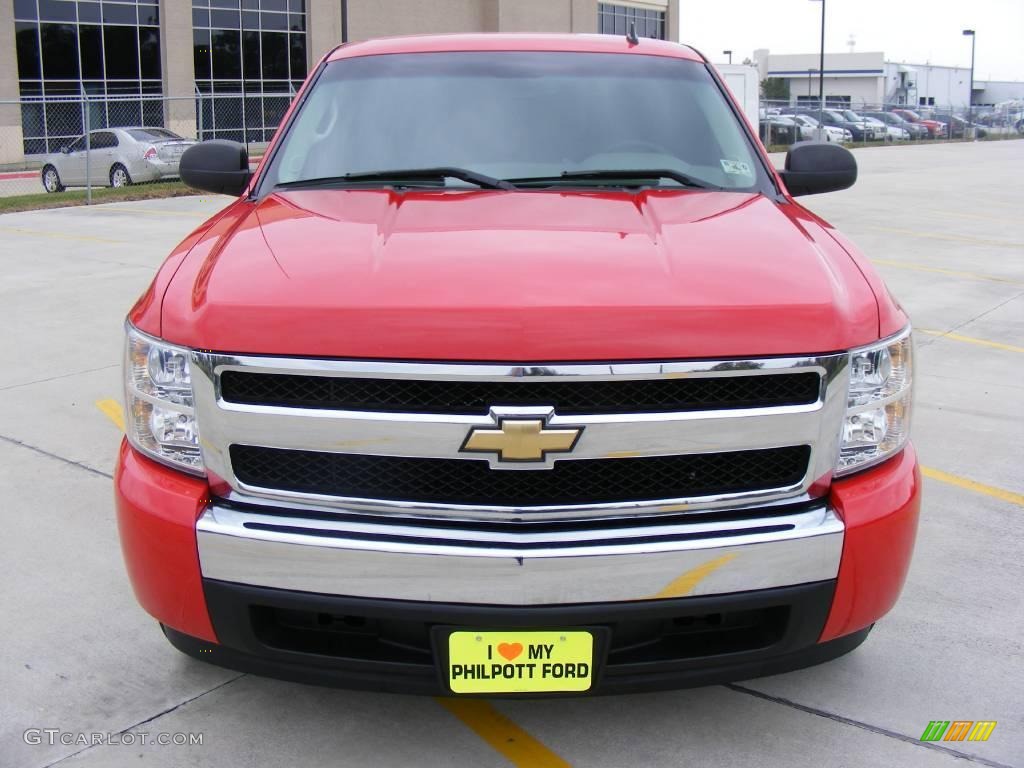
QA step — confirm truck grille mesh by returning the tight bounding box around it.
[219,370,821,415]
[229,445,811,507]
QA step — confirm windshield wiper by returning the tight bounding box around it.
[274,167,516,191]
[508,169,717,190]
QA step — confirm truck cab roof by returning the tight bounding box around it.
[326,33,704,62]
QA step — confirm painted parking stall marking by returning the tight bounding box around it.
[447,630,594,694]
[919,329,1024,354]
[96,399,125,431]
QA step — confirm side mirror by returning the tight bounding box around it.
[60,145,70,154]
[778,141,857,197]
[179,140,251,196]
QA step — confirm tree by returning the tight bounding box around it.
[761,77,790,101]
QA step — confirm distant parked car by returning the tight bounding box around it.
[839,110,886,141]
[863,116,909,141]
[758,116,800,145]
[947,115,987,139]
[863,111,928,140]
[797,109,870,141]
[778,114,816,141]
[782,114,851,143]
[40,127,197,193]
[891,109,946,138]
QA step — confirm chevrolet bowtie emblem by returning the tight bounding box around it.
[461,418,584,463]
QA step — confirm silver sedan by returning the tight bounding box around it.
[40,127,197,193]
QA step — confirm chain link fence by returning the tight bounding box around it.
[0,92,283,201]
[758,97,1024,150]
[0,92,1021,204]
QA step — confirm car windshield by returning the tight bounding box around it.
[127,128,182,141]
[261,51,767,193]
[901,110,922,120]
[841,110,863,122]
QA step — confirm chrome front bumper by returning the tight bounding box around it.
[196,502,844,605]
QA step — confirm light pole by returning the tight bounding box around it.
[810,0,826,140]
[723,50,733,64]
[962,29,975,136]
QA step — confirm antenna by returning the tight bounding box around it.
[626,21,639,45]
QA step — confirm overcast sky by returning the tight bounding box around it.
[680,0,1024,81]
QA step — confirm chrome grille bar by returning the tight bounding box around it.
[190,352,849,521]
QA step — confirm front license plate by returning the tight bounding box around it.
[447,630,593,694]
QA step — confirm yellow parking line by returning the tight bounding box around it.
[96,399,125,432]
[866,225,1024,249]
[921,466,1024,507]
[919,329,1024,354]
[0,225,126,244]
[438,699,571,768]
[652,553,737,599]
[926,209,1020,225]
[870,258,1024,286]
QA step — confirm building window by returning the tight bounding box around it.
[192,0,308,144]
[13,0,163,154]
[918,96,935,106]
[598,3,665,40]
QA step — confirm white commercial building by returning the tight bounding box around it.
[754,49,1023,109]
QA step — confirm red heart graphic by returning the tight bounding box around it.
[497,642,523,661]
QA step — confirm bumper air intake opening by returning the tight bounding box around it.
[249,602,788,665]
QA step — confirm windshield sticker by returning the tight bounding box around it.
[720,159,752,176]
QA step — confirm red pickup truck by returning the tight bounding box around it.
[892,108,948,139]
[116,34,919,696]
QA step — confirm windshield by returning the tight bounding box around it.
[261,52,767,193]
[841,110,863,122]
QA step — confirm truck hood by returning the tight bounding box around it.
[160,189,879,360]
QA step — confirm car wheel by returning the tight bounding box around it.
[41,165,65,193]
[110,164,132,188]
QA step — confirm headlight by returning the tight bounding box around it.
[124,324,204,474]
[836,327,913,476]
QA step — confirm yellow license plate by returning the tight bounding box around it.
[447,630,594,694]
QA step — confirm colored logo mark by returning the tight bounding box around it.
[920,721,997,742]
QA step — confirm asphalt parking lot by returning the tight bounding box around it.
[1,140,1021,768]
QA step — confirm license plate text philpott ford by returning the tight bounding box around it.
[447,630,594,694]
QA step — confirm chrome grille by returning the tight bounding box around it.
[190,354,849,522]
[219,369,822,415]
[230,445,812,507]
